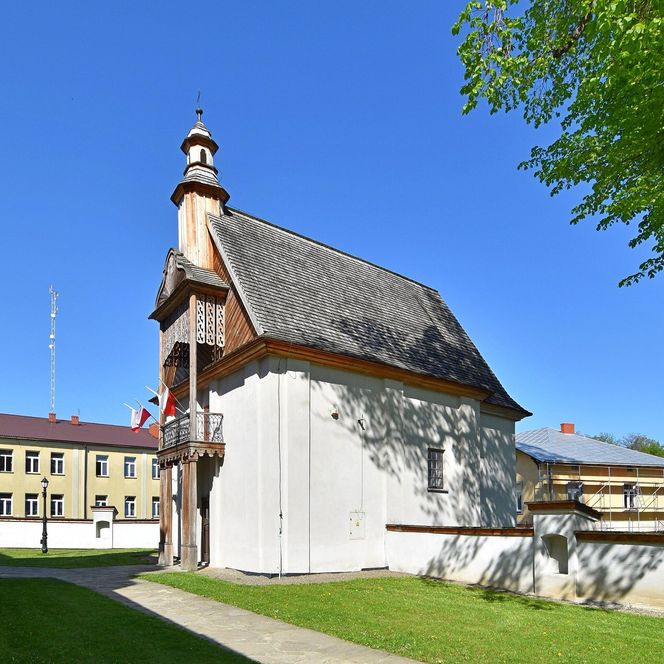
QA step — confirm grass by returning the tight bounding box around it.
[0,548,157,568]
[0,578,249,663]
[143,573,664,664]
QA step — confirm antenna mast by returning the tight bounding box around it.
[49,286,58,414]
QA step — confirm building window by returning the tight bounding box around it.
[25,451,40,474]
[51,495,64,517]
[152,458,160,480]
[95,495,108,507]
[427,448,445,491]
[566,481,584,503]
[200,148,207,164]
[152,496,160,518]
[0,449,13,473]
[96,455,109,477]
[124,496,136,518]
[51,452,64,475]
[25,493,39,517]
[623,484,640,510]
[515,481,523,513]
[124,457,136,479]
[0,493,12,516]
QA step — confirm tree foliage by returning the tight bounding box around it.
[590,431,664,457]
[453,1,664,286]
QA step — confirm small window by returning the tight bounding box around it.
[25,493,39,517]
[0,450,13,473]
[125,496,136,518]
[50,494,64,517]
[25,451,40,474]
[515,481,523,513]
[96,455,109,477]
[51,452,64,475]
[623,484,640,510]
[152,458,160,480]
[152,496,160,518]
[567,481,584,503]
[427,448,445,491]
[95,495,108,507]
[200,148,207,164]
[0,493,12,516]
[124,457,136,479]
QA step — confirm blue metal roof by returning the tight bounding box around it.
[516,428,664,467]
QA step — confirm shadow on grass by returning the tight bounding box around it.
[0,548,158,568]
[417,574,585,612]
[0,578,250,663]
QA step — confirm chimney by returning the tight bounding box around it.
[71,415,80,425]
[560,422,575,435]
[148,423,160,439]
[48,412,56,423]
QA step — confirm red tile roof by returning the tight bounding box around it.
[0,413,158,450]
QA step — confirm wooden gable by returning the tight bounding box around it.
[212,249,257,355]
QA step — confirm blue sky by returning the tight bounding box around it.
[0,2,661,440]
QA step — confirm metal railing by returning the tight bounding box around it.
[162,412,223,449]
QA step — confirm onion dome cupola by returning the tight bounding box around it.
[171,108,230,269]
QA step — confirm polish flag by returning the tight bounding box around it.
[130,407,151,431]
[159,387,177,417]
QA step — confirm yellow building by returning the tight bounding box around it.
[516,423,664,532]
[0,413,160,521]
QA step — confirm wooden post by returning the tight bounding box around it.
[189,292,198,445]
[180,460,198,570]
[157,326,174,566]
[180,292,199,571]
[158,465,173,566]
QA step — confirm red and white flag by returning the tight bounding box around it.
[159,387,177,417]
[130,406,151,431]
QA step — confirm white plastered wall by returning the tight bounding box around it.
[201,357,517,574]
[576,539,664,609]
[0,519,158,549]
[386,530,535,593]
[208,358,281,573]
[479,412,517,527]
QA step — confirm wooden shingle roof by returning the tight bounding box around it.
[208,207,528,416]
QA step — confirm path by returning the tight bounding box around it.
[0,565,418,664]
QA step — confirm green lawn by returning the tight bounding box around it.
[0,548,156,568]
[143,573,664,664]
[0,578,249,663]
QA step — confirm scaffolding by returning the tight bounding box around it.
[534,462,664,532]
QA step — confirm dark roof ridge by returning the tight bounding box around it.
[223,206,438,293]
[0,412,157,449]
[0,412,150,432]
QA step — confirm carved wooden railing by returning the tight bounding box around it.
[162,412,223,449]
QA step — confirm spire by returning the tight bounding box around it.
[171,108,230,269]
[170,107,230,207]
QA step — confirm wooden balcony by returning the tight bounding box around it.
[158,412,225,467]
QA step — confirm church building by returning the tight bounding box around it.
[151,110,530,573]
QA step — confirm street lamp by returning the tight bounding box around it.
[40,477,49,554]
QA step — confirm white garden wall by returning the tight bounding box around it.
[0,518,158,550]
[385,506,664,612]
[576,537,664,609]
[386,528,534,594]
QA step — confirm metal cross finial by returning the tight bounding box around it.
[196,91,203,121]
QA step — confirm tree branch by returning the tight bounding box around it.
[552,6,594,58]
